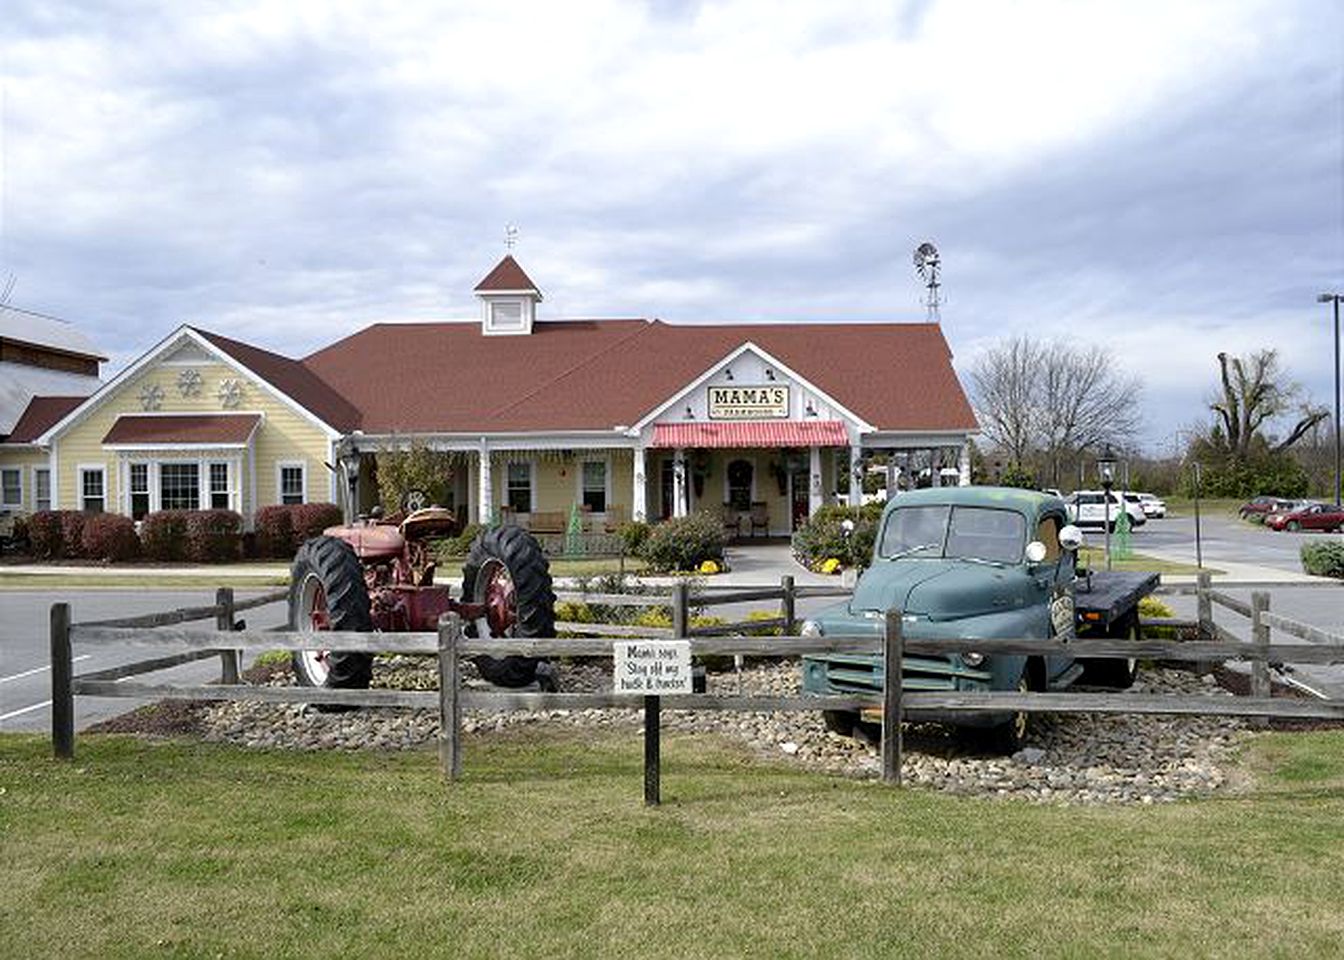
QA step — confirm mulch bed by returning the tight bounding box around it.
[84,662,289,737]
[1211,664,1344,731]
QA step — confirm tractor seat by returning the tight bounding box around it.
[341,525,405,560]
[400,506,457,540]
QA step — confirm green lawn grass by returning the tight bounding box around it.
[0,574,290,589]
[1078,546,1215,576]
[3,728,1343,959]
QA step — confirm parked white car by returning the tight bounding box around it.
[1136,493,1167,518]
[1065,490,1147,530]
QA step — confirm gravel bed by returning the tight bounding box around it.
[200,659,1248,805]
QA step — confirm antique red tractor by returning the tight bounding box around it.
[287,506,556,691]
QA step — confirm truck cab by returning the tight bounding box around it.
[800,486,1151,752]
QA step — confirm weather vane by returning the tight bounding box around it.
[913,241,943,322]
[504,224,518,251]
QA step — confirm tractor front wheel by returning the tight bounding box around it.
[289,536,373,689]
[461,526,556,688]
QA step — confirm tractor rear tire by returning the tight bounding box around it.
[462,525,556,688]
[289,536,374,690]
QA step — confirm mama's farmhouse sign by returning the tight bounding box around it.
[707,385,789,420]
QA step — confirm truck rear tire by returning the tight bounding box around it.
[822,710,858,736]
[289,535,374,690]
[461,525,556,688]
[1081,613,1140,689]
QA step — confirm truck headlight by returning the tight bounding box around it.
[962,651,985,667]
[800,620,823,638]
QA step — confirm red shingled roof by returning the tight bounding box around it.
[302,319,977,434]
[193,328,361,430]
[474,255,540,293]
[5,396,86,443]
[103,414,262,445]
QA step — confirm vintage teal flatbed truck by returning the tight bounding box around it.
[800,486,1158,752]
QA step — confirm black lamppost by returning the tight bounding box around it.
[337,434,363,523]
[1097,443,1116,571]
[1318,293,1341,507]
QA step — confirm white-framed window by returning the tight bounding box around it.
[580,460,608,513]
[489,300,524,331]
[79,466,106,513]
[1,468,20,507]
[505,460,533,513]
[34,468,51,513]
[129,463,151,520]
[209,462,230,510]
[160,462,200,510]
[278,462,306,505]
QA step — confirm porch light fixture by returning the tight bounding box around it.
[684,405,695,420]
[724,367,734,381]
[765,368,776,381]
[337,432,363,522]
[804,401,817,417]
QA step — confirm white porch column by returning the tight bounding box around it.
[477,440,493,524]
[673,448,688,518]
[632,445,648,522]
[808,446,823,517]
[848,445,863,508]
[958,444,971,486]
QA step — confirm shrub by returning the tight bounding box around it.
[58,511,88,559]
[639,511,727,572]
[436,522,484,559]
[27,511,66,559]
[1138,596,1177,640]
[290,502,342,545]
[80,514,140,562]
[1301,542,1344,579]
[140,511,191,561]
[790,502,884,571]
[185,509,243,562]
[254,505,295,558]
[615,520,651,557]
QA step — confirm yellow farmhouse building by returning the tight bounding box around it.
[2,256,979,536]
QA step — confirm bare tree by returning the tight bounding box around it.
[970,335,1143,484]
[969,336,1041,467]
[1211,350,1327,459]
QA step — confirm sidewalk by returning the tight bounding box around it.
[1134,546,1328,585]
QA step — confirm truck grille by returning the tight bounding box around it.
[804,654,991,694]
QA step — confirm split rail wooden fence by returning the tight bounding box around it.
[50,574,1344,805]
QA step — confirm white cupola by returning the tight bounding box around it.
[474,255,542,336]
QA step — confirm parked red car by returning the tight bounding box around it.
[1238,496,1297,520]
[1265,502,1344,533]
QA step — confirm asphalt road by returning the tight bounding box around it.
[1128,508,1343,572]
[0,589,287,734]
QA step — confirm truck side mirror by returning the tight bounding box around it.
[1059,524,1085,552]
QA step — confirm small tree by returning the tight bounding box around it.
[375,440,461,513]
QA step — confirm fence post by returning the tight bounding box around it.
[780,574,796,635]
[1196,571,1213,639]
[50,603,74,760]
[1250,591,1270,729]
[881,608,903,785]
[438,613,463,780]
[216,587,240,684]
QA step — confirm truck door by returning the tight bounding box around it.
[1033,514,1076,682]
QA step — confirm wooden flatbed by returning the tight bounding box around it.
[1073,570,1160,632]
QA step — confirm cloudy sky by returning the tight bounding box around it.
[3,0,1341,451]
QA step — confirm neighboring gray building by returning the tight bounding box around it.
[0,304,105,439]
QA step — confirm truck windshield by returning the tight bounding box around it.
[877,505,1027,564]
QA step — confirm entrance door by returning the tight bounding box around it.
[659,460,674,520]
[788,465,810,531]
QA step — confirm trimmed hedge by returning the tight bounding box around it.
[27,511,68,559]
[140,511,192,562]
[80,515,140,562]
[58,512,88,559]
[639,511,726,572]
[791,502,885,571]
[185,510,243,562]
[254,503,342,558]
[1301,542,1344,579]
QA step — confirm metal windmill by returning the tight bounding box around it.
[913,241,943,322]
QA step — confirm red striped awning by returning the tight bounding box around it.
[651,420,849,449]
